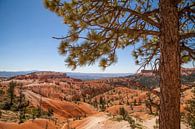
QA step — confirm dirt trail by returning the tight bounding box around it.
[77,114,108,129]
[69,114,190,129]
[68,113,130,129]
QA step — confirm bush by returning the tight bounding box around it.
[32,108,41,118]
[0,89,4,95]
[47,108,54,117]
[118,107,142,129]
[0,102,11,110]
[119,107,128,120]
[126,116,136,129]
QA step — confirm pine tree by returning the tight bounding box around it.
[119,107,128,120]
[44,1,195,128]
[47,108,54,117]
[145,93,153,114]
[133,99,137,106]
[185,88,195,129]
[7,81,16,106]
[99,96,106,111]
[18,83,29,124]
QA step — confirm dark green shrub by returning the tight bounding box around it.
[119,107,128,120]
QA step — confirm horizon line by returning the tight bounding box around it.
[0,70,134,74]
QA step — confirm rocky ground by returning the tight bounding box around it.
[0,69,194,129]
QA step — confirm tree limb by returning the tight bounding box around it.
[110,5,160,28]
[180,32,195,39]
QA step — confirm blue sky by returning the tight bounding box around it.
[0,0,193,73]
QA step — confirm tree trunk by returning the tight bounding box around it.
[159,0,181,129]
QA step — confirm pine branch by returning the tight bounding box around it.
[180,32,195,39]
[109,5,160,28]
[179,3,195,16]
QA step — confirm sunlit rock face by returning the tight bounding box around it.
[14,71,67,80]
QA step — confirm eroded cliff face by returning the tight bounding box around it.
[0,70,194,129]
[13,71,67,80]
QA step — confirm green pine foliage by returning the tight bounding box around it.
[44,0,194,70]
[44,1,194,128]
[185,88,195,129]
[118,107,142,129]
[7,81,16,106]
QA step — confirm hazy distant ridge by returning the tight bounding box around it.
[0,71,132,80]
[67,72,132,80]
[0,71,36,78]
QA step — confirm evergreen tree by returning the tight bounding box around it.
[133,99,137,106]
[119,107,128,120]
[145,93,153,114]
[7,81,16,106]
[93,98,98,108]
[44,0,195,128]
[185,88,195,129]
[130,103,133,110]
[99,96,106,111]
[47,108,54,117]
[119,107,137,129]
[18,83,29,124]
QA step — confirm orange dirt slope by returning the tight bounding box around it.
[0,119,56,129]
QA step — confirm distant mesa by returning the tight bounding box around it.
[13,71,67,80]
[138,67,195,76]
[181,67,195,75]
[138,70,156,76]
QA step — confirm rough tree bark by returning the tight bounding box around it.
[159,0,181,129]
